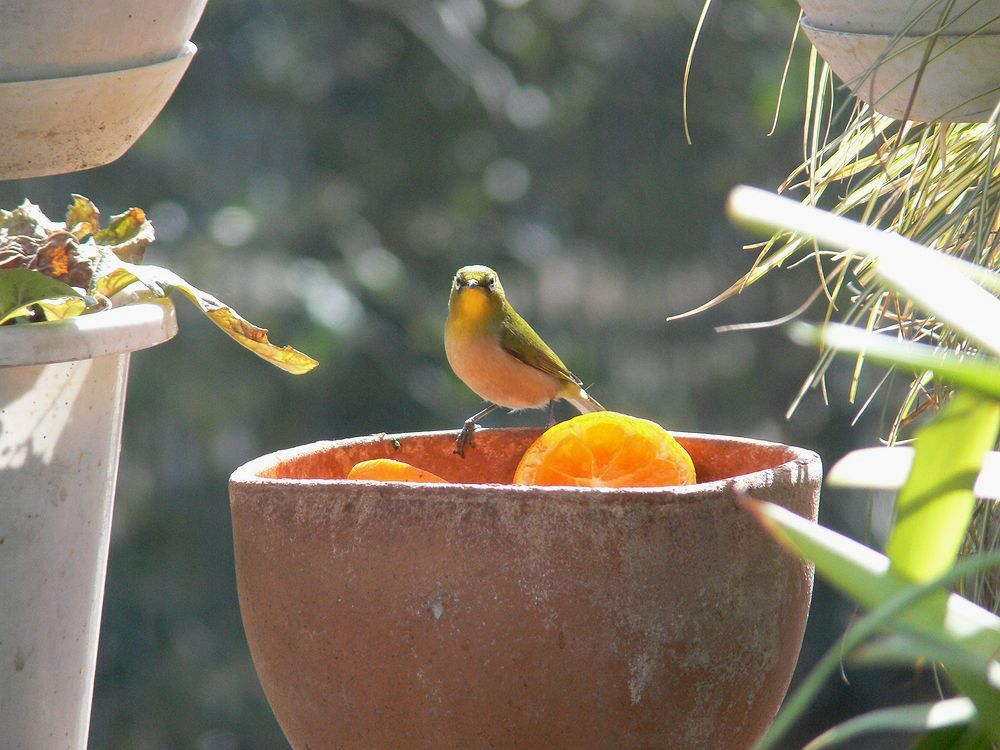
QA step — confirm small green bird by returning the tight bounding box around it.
[445,265,604,455]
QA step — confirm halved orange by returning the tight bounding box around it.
[347,458,448,483]
[513,411,696,488]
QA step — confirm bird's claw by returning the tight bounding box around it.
[455,420,477,458]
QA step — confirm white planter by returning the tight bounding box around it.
[0,43,197,180]
[797,0,1000,34]
[796,1,1000,122]
[0,0,208,81]
[0,300,177,750]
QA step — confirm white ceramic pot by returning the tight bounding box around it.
[795,1,1000,122]
[797,0,1000,34]
[0,43,196,180]
[801,21,1000,122]
[0,0,208,81]
[0,300,177,750]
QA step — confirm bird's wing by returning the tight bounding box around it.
[499,303,582,386]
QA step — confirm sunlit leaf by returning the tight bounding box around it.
[749,530,1000,750]
[65,194,101,239]
[741,499,1000,658]
[0,269,87,324]
[106,263,318,374]
[792,323,1000,401]
[887,392,1000,582]
[800,698,977,750]
[829,448,1000,500]
[728,186,1000,356]
[93,207,154,262]
[745,500,1000,750]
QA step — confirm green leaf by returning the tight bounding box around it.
[742,500,1000,658]
[800,698,976,750]
[0,269,87,324]
[910,726,992,750]
[850,633,1000,739]
[728,186,1000,356]
[828,448,1000,500]
[792,323,1000,401]
[886,392,1000,582]
[744,501,1000,750]
[101,263,318,374]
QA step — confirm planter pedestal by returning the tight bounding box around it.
[230,428,822,750]
[0,300,177,749]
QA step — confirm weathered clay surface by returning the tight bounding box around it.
[229,429,821,750]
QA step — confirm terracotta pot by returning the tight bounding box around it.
[229,429,821,750]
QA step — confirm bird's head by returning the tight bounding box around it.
[449,265,505,323]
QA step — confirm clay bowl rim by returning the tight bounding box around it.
[229,428,822,508]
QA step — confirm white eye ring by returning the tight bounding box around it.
[454,277,462,290]
[487,277,496,291]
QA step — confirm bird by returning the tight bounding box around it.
[444,264,604,456]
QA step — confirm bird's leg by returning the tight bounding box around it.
[456,403,499,457]
[546,400,556,427]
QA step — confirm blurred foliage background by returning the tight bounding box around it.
[1,0,946,747]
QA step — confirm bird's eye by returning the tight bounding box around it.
[454,277,462,291]
[487,277,496,291]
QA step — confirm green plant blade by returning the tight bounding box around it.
[910,726,994,750]
[886,392,1000,582]
[851,633,1000,744]
[829,448,1000,499]
[742,500,1000,658]
[728,186,1000,356]
[800,698,976,750]
[0,268,87,324]
[745,500,1000,750]
[792,322,1000,401]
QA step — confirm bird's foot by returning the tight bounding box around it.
[455,419,478,458]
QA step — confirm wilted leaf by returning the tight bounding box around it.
[0,269,88,325]
[0,195,318,373]
[94,207,154,262]
[33,231,97,288]
[887,392,1000,583]
[0,230,99,289]
[0,235,37,269]
[102,262,318,374]
[65,194,101,239]
[0,200,60,238]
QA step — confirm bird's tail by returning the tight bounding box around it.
[565,387,605,414]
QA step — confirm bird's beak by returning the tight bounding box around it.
[465,278,479,288]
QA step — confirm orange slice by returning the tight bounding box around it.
[513,411,696,488]
[347,458,448,483]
